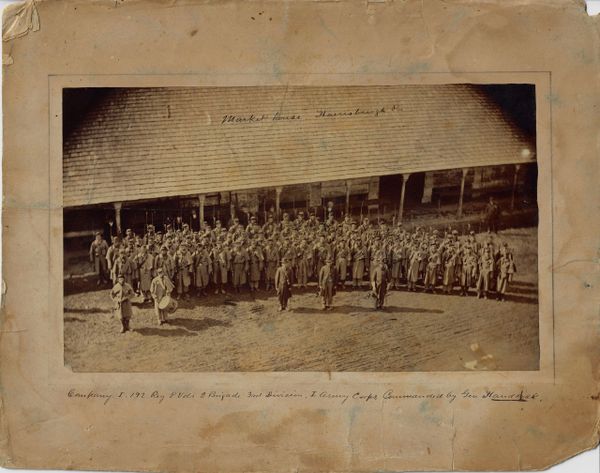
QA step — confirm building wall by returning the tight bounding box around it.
[421,164,535,204]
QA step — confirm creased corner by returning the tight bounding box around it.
[2,0,39,43]
[0,391,12,468]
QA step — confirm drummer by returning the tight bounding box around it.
[150,267,175,326]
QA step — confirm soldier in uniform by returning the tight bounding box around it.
[150,267,175,325]
[175,244,194,300]
[460,247,477,296]
[318,256,337,310]
[112,248,134,287]
[370,255,390,310]
[167,246,178,281]
[106,236,121,284]
[154,246,174,282]
[351,240,367,289]
[295,240,310,289]
[407,243,422,292]
[123,228,135,245]
[483,196,500,233]
[211,242,230,294]
[264,238,280,291]
[476,247,495,299]
[136,245,154,303]
[496,252,513,301]
[248,243,264,292]
[211,220,226,240]
[110,273,135,333]
[262,215,277,237]
[442,247,458,295]
[231,241,249,293]
[424,246,441,293]
[143,224,156,245]
[89,232,109,286]
[335,242,350,290]
[313,236,329,281]
[246,216,261,236]
[193,242,212,296]
[274,257,293,311]
[389,240,403,290]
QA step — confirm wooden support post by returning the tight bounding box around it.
[345,180,351,216]
[198,193,206,230]
[511,164,521,210]
[114,202,122,236]
[397,173,411,223]
[457,168,469,218]
[275,186,283,221]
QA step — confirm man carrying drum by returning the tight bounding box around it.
[150,267,175,325]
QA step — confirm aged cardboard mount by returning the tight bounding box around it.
[1,0,599,471]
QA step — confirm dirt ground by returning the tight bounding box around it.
[64,227,539,372]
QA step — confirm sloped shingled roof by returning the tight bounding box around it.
[63,85,535,207]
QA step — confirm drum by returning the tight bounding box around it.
[158,295,178,313]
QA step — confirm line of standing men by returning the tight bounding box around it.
[87,210,518,331]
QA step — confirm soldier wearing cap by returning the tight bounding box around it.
[246,216,261,236]
[110,273,135,333]
[442,247,458,295]
[370,254,390,310]
[112,248,133,287]
[274,257,293,311]
[136,245,154,303]
[175,244,194,300]
[124,228,135,244]
[193,241,212,297]
[407,242,423,292]
[227,217,240,235]
[106,236,121,282]
[460,246,477,296]
[335,240,351,290]
[231,240,249,292]
[143,224,156,245]
[476,247,495,299]
[389,239,403,290]
[483,196,500,233]
[264,237,280,291]
[496,249,515,301]
[89,231,109,286]
[248,242,264,292]
[295,240,311,288]
[211,219,225,240]
[295,210,305,230]
[318,255,337,310]
[351,239,367,289]
[154,246,175,282]
[211,242,230,294]
[262,215,277,237]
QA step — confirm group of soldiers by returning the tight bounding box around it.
[89,210,517,333]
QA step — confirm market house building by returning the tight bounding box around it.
[63,85,536,245]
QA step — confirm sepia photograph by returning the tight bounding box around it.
[5,1,600,471]
[62,84,539,372]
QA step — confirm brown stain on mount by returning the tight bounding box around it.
[199,408,328,443]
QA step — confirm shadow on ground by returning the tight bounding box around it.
[292,305,445,315]
[133,317,231,337]
[65,307,111,314]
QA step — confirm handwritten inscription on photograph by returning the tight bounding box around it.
[63,85,538,372]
